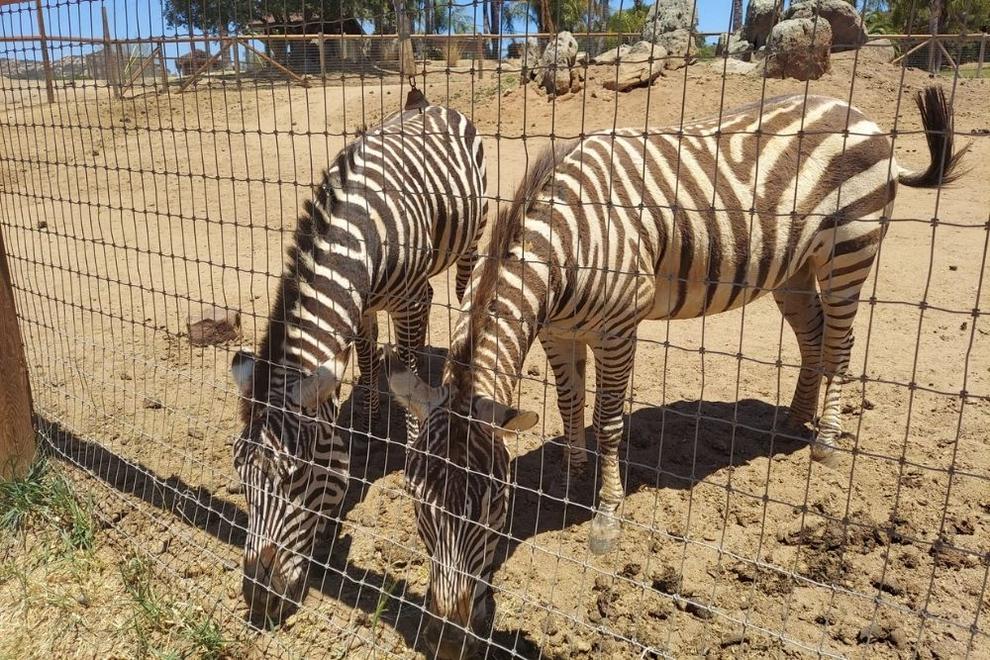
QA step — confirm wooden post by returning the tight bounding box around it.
[158,41,169,87]
[0,224,36,481]
[475,36,484,78]
[318,34,326,80]
[101,6,122,98]
[978,33,986,79]
[34,0,54,103]
[394,1,415,76]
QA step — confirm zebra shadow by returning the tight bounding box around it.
[501,398,808,563]
[39,415,548,658]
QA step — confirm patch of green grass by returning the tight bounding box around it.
[0,456,94,553]
[944,66,989,79]
[120,553,241,659]
[369,576,399,653]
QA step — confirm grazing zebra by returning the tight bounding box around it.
[229,104,487,624]
[387,86,966,656]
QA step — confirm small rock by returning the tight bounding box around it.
[75,592,90,608]
[862,398,875,410]
[948,264,958,271]
[226,480,244,495]
[593,575,610,591]
[573,638,592,653]
[960,321,968,331]
[618,562,641,579]
[676,595,714,620]
[153,538,168,555]
[119,370,132,381]
[857,622,885,644]
[871,574,904,596]
[951,517,975,535]
[541,615,558,636]
[143,397,164,410]
[36,219,48,229]
[526,364,541,377]
[721,631,749,647]
[651,565,681,594]
[888,626,909,649]
[186,304,241,346]
[187,426,204,440]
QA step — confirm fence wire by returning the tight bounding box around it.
[1,0,989,658]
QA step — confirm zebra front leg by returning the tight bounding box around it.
[392,284,433,441]
[352,313,382,433]
[772,263,824,431]
[540,334,589,501]
[588,336,636,555]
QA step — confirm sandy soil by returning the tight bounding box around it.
[1,47,988,658]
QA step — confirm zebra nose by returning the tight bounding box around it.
[424,617,477,660]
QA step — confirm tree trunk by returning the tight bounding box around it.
[928,0,943,73]
[731,0,743,33]
[539,0,556,34]
[489,0,502,58]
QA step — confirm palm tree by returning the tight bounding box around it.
[731,0,743,32]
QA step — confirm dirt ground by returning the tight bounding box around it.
[1,45,988,659]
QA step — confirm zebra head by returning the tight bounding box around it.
[388,358,538,658]
[230,348,349,626]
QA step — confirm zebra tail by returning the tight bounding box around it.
[897,85,970,188]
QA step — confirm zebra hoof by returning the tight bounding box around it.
[810,434,838,464]
[588,512,621,556]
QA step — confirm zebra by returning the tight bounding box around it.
[387,86,966,656]
[229,104,487,624]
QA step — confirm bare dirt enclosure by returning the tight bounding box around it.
[1,26,989,660]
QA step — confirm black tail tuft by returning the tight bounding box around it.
[898,85,969,188]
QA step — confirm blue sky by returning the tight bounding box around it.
[0,0,734,69]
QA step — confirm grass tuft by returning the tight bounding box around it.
[0,456,94,552]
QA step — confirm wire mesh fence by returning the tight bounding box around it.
[1,0,988,658]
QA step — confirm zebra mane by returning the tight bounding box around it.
[448,138,579,397]
[253,138,365,386]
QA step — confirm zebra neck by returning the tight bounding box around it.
[466,253,553,405]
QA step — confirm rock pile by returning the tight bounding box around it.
[640,0,698,70]
[539,31,580,96]
[719,0,871,80]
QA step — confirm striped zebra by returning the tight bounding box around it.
[387,86,966,656]
[229,104,487,624]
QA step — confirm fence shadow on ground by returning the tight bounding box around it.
[36,362,806,657]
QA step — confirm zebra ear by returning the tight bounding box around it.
[230,349,256,397]
[385,348,440,421]
[474,397,539,435]
[294,364,339,412]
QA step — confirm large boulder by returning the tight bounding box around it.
[603,40,667,91]
[642,0,698,43]
[742,0,783,49]
[717,31,753,60]
[654,28,697,69]
[540,31,579,96]
[786,0,867,52]
[592,43,631,65]
[764,17,832,80]
[520,36,542,82]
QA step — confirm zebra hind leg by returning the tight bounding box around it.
[392,284,433,443]
[588,335,636,556]
[772,262,825,433]
[539,334,591,502]
[811,232,881,461]
[352,313,382,436]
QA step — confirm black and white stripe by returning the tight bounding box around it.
[230,105,487,623]
[388,86,965,655]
